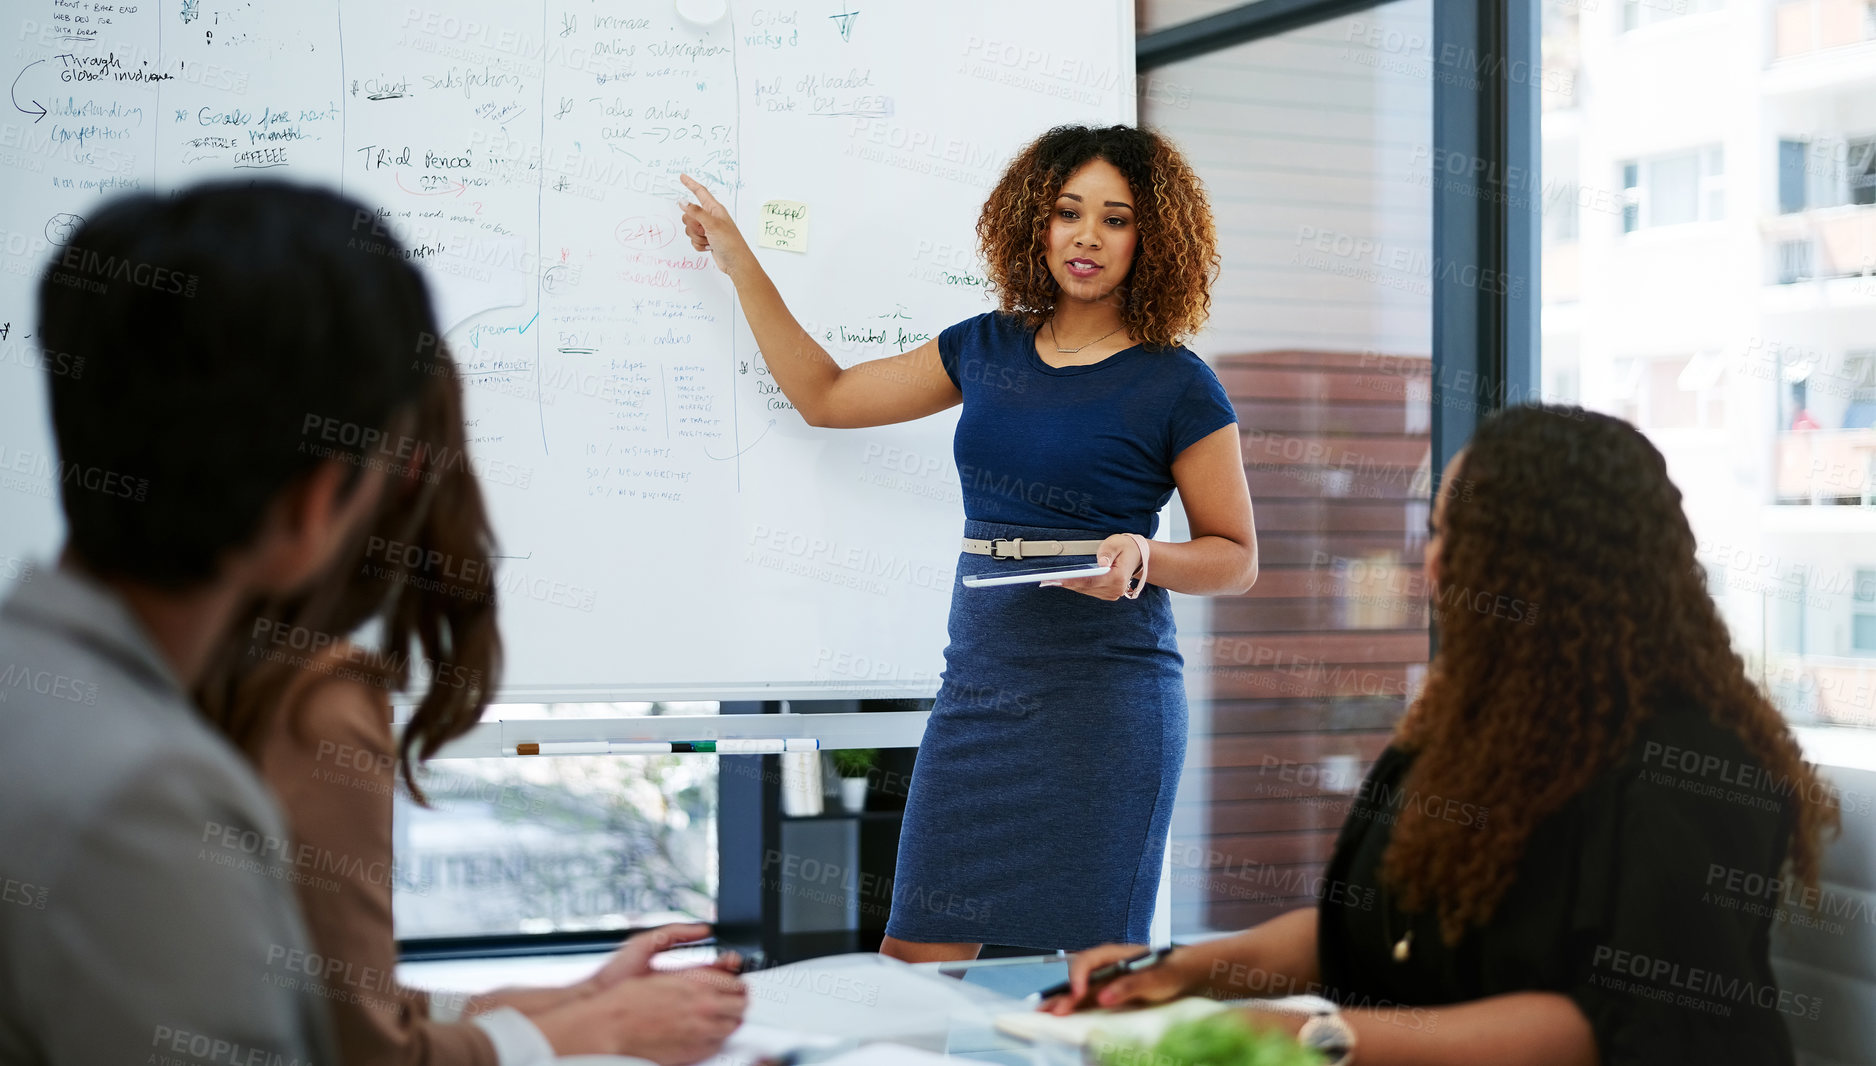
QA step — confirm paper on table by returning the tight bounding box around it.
[558,1021,839,1066]
[690,1021,846,1066]
[811,1044,959,1066]
[742,953,1003,1041]
[993,997,1227,1047]
[683,954,1015,1066]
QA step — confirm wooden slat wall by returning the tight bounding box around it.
[1173,350,1432,935]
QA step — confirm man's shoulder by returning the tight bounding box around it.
[0,620,284,883]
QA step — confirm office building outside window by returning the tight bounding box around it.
[1623,0,1728,33]
[393,702,719,939]
[1541,0,1876,739]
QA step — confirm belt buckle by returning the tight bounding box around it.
[989,537,1024,560]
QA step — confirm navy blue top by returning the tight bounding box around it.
[937,312,1237,537]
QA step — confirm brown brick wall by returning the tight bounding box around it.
[1174,350,1432,935]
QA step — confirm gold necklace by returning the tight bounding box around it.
[1048,320,1124,354]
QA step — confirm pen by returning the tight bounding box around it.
[1028,946,1175,1003]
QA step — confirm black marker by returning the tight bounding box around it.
[1029,946,1175,1003]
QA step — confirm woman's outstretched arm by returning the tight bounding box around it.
[679,174,960,429]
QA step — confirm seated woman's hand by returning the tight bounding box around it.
[1041,943,1203,1015]
[588,922,726,990]
[536,966,747,1064]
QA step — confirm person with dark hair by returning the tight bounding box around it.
[678,124,1259,960]
[199,353,749,1066]
[1046,404,1840,1066]
[0,181,432,1064]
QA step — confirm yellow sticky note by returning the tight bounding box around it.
[758,200,810,253]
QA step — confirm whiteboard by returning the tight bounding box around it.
[0,0,1133,700]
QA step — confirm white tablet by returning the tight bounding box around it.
[961,562,1111,588]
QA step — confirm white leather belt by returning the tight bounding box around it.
[961,537,1106,560]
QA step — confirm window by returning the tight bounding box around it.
[394,702,720,940]
[1779,139,1808,215]
[1775,239,1814,283]
[1777,135,1876,212]
[1847,352,1876,405]
[1544,0,1875,734]
[1611,353,1726,429]
[1139,0,1433,940]
[1650,152,1702,227]
[1701,149,1728,219]
[1622,0,1723,32]
[1549,360,1582,406]
[1621,147,1724,231]
[1621,162,1640,231]
[1651,357,1697,426]
[1804,349,1876,431]
[1851,136,1876,206]
[1856,570,1876,653]
[1545,181,1581,242]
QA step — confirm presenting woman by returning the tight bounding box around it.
[679,124,1257,961]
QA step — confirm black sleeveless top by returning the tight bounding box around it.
[1318,703,1801,1065]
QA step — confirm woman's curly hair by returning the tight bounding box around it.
[1383,404,1840,943]
[977,124,1218,350]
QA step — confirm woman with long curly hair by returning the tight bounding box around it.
[198,355,747,1066]
[678,125,1258,960]
[1046,405,1839,1065]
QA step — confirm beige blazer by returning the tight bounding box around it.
[259,652,498,1066]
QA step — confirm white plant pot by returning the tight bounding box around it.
[838,776,869,812]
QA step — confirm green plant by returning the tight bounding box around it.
[832,748,878,778]
[1093,1012,1325,1066]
